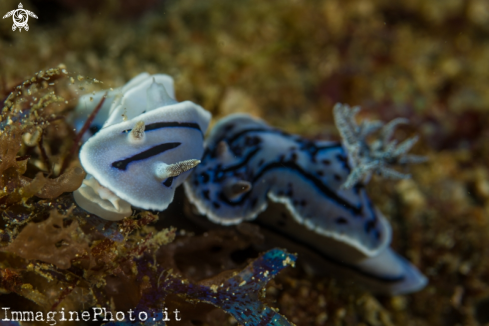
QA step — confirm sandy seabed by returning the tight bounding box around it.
[1,0,489,325]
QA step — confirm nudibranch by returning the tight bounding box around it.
[72,73,175,141]
[184,104,427,295]
[73,74,211,221]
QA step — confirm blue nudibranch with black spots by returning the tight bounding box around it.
[184,105,427,295]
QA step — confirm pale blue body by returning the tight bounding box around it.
[184,114,427,295]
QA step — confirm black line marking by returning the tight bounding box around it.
[253,218,405,283]
[204,126,342,161]
[217,161,364,216]
[112,142,181,171]
[226,128,277,145]
[205,128,281,158]
[336,217,349,225]
[221,147,262,174]
[204,127,365,216]
[123,121,202,133]
[201,121,372,216]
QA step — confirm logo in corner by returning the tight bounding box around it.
[2,3,38,32]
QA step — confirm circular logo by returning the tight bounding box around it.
[2,3,38,32]
[13,10,28,27]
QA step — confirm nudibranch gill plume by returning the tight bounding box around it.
[73,73,211,221]
[184,104,427,295]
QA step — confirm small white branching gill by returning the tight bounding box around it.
[333,103,426,189]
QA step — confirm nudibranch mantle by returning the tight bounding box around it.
[184,110,427,294]
[184,113,390,257]
[73,74,211,220]
[80,101,209,210]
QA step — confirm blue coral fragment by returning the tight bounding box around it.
[0,321,22,326]
[103,249,297,326]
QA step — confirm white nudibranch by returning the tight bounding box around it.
[184,106,427,295]
[73,74,211,221]
[72,73,176,141]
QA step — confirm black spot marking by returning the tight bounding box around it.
[223,123,235,132]
[89,125,100,135]
[112,142,181,171]
[334,174,342,181]
[317,170,324,176]
[200,172,210,183]
[163,177,174,187]
[202,190,210,200]
[336,154,347,162]
[291,153,298,161]
[365,220,376,233]
[335,217,349,225]
[212,201,221,209]
[353,184,362,195]
[322,159,331,165]
[251,197,258,208]
[300,200,307,206]
[373,230,381,240]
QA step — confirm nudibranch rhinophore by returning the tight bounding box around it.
[73,74,212,221]
[184,104,427,295]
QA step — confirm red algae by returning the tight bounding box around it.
[2,209,88,269]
